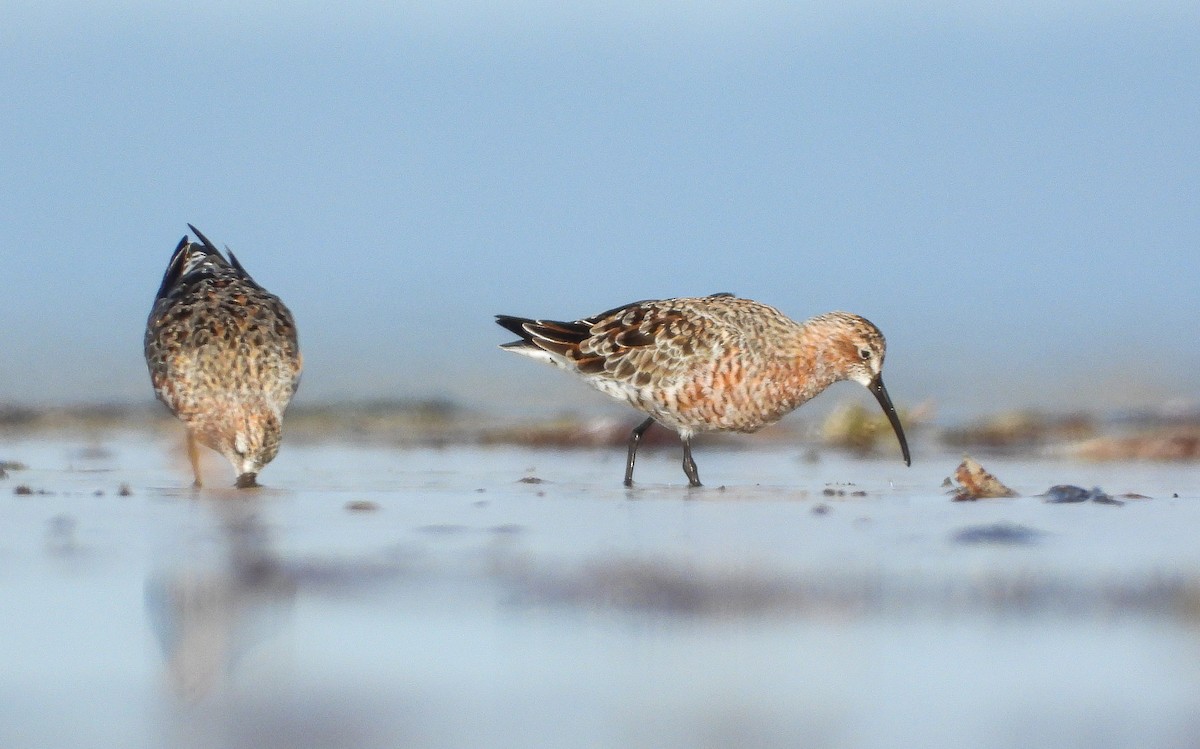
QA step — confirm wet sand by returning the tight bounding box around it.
[2,431,1199,748]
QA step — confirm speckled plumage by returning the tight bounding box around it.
[145,226,302,488]
[497,293,909,486]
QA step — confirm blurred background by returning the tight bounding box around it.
[1,0,1197,422]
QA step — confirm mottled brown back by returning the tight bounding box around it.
[144,228,301,466]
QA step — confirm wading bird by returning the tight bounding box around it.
[145,226,302,488]
[497,294,909,486]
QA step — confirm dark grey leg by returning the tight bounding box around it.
[682,437,701,487]
[624,417,656,487]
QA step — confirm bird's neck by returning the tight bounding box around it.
[784,326,852,404]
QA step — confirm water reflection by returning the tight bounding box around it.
[145,499,295,699]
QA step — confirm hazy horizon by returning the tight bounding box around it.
[2,2,1197,421]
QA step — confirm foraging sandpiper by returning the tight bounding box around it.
[497,293,909,486]
[145,225,302,488]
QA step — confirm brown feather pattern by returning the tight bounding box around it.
[497,294,909,485]
[145,228,301,487]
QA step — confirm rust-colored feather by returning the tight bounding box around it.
[496,294,909,486]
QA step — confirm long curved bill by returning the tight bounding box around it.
[868,375,911,466]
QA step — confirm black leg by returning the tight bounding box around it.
[682,437,701,487]
[624,417,656,486]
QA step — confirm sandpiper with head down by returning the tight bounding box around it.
[497,293,909,486]
[145,225,302,488]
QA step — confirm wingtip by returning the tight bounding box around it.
[186,224,219,253]
[495,314,533,339]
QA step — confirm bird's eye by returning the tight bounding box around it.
[859,348,872,360]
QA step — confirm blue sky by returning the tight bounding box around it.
[1,2,1197,419]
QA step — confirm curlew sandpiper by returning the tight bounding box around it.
[497,293,909,486]
[145,225,302,488]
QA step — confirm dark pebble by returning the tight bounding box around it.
[48,514,76,534]
[518,476,545,484]
[1044,485,1091,503]
[14,485,33,496]
[953,522,1043,545]
[1044,485,1123,506]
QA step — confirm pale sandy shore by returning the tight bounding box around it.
[2,429,1199,748]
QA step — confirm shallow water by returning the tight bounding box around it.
[2,433,1200,748]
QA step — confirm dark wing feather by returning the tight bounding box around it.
[499,296,743,388]
[186,223,259,287]
[579,300,713,384]
[154,226,238,303]
[153,236,193,303]
[495,314,537,342]
[224,248,263,290]
[524,319,591,345]
[497,299,682,380]
[496,314,594,365]
[186,224,222,255]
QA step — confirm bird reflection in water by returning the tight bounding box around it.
[145,498,296,699]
